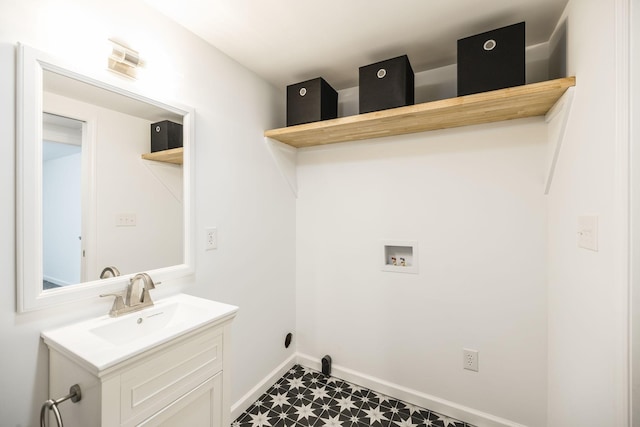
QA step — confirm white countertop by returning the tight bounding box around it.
[41,293,238,373]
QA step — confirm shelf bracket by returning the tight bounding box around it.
[141,160,183,203]
[265,137,298,198]
[544,86,575,195]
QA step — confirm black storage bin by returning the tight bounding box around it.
[151,120,183,152]
[457,22,526,96]
[359,55,414,114]
[286,77,338,126]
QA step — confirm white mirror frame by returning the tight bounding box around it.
[16,43,195,312]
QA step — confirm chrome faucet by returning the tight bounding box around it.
[99,266,120,279]
[126,273,155,307]
[100,273,156,317]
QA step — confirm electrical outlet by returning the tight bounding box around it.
[577,215,598,251]
[463,348,478,372]
[205,227,217,250]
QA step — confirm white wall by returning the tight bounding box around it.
[0,0,295,425]
[547,0,630,426]
[296,118,548,426]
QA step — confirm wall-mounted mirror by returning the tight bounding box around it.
[17,44,195,312]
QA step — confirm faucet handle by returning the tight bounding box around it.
[100,293,125,317]
[100,292,123,299]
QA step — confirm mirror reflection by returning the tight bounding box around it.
[42,113,84,289]
[41,70,184,292]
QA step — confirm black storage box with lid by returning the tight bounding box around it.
[151,120,183,152]
[359,55,414,114]
[457,22,526,96]
[286,77,338,127]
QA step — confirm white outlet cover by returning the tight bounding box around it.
[205,227,218,251]
[577,215,598,251]
[463,348,479,372]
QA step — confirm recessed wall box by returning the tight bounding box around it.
[286,77,338,127]
[382,240,418,274]
[151,120,183,152]
[359,55,414,114]
[457,22,526,96]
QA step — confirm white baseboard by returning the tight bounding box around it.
[231,353,298,421]
[295,353,528,427]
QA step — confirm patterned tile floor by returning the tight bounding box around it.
[232,365,475,427]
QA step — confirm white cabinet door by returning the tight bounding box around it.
[136,372,222,427]
[120,329,223,426]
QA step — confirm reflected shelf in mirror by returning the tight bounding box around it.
[141,147,183,164]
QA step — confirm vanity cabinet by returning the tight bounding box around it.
[43,301,235,427]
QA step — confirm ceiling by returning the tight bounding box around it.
[143,0,568,90]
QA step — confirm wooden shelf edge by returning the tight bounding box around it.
[265,76,576,148]
[141,147,183,164]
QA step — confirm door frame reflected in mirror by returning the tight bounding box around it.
[42,113,89,287]
[16,43,195,313]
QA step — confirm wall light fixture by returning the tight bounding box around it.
[107,39,142,79]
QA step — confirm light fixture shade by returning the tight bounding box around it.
[108,39,141,79]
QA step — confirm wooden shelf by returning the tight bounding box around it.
[141,147,183,164]
[265,77,576,148]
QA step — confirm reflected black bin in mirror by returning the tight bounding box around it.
[359,55,414,114]
[457,22,525,96]
[151,120,183,152]
[286,77,338,127]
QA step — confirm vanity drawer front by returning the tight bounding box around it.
[120,328,223,426]
[136,372,222,427]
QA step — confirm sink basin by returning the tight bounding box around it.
[42,293,238,372]
[89,299,212,346]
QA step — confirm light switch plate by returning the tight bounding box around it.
[116,213,136,227]
[577,215,598,251]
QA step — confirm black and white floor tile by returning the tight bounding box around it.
[232,365,476,427]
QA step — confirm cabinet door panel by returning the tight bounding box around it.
[121,329,223,426]
[137,373,222,427]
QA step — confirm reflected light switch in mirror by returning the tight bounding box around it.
[116,213,137,227]
[577,215,598,251]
